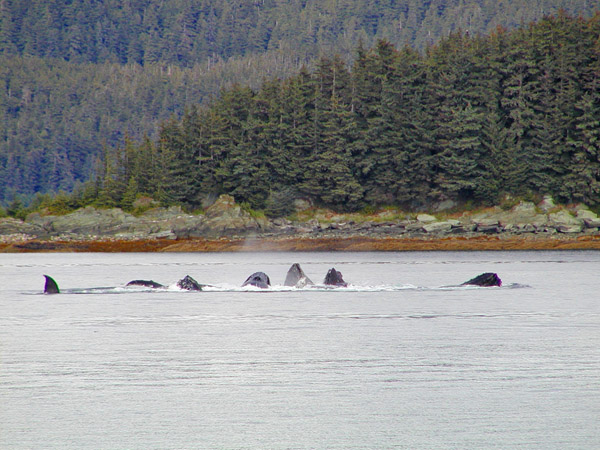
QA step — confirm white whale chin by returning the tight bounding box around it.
[294,277,313,289]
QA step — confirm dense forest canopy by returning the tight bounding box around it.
[2,0,598,63]
[1,0,600,206]
[44,12,600,215]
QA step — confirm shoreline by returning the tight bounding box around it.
[3,234,600,253]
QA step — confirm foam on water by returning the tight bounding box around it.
[33,282,527,295]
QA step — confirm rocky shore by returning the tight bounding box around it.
[2,195,600,252]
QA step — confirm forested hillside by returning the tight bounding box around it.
[1,0,599,204]
[2,0,597,62]
[62,13,600,214]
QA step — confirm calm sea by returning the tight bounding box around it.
[1,251,599,449]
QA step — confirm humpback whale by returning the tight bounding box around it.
[43,275,60,294]
[126,280,165,288]
[242,272,271,289]
[284,263,314,288]
[323,268,348,287]
[462,272,502,287]
[176,275,204,291]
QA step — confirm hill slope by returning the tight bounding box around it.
[1,0,599,203]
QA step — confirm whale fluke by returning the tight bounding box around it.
[462,272,502,287]
[284,263,314,288]
[242,272,271,289]
[43,275,60,294]
[324,268,348,287]
[126,280,165,289]
[176,275,204,291]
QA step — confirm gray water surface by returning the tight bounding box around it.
[1,251,599,449]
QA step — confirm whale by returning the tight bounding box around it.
[176,275,205,291]
[242,272,271,289]
[462,272,502,287]
[284,263,314,288]
[323,268,348,287]
[126,279,165,288]
[43,275,206,293]
[43,275,60,294]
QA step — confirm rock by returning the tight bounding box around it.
[324,268,348,287]
[583,218,600,228]
[284,263,314,288]
[205,194,236,218]
[539,195,556,212]
[200,194,271,236]
[474,218,500,227]
[404,222,425,232]
[416,214,437,223]
[423,221,453,233]
[0,217,43,237]
[512,201,538,214]
[575,209,600,228]
[497,202,548,231]
[462,272,502,287]
[557,225,583,233]
[575,208,597,220]
[548,210,583,232]
[149,230,177,240]
[176,275,204,291]
[40,206,137,235]
[242,272,271,289]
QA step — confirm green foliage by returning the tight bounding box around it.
[6,197,27,220]
[2,1,599,205]
[240,202,266,219]
[264,187,299,218]
[4,10,600,213]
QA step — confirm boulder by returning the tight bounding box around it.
[32,206,137,236]
[416,214,437,223]
[548,210,583,233]
[474,218,501,233]
[200,194,271,236]
[575,209,600,228]
[583,218,600,229]
[423,221,454,233]
[539,195,556,212]
[494,202,548,232]
[0,217,43,237]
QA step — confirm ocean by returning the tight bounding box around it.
[1,251,599,449]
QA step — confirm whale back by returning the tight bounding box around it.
[126,279,165,289]
[462,272,502,287]
[43,275,60,294]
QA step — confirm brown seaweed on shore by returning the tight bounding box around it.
[2,235,600,253]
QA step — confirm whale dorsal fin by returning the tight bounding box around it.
[43,275,60,294]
